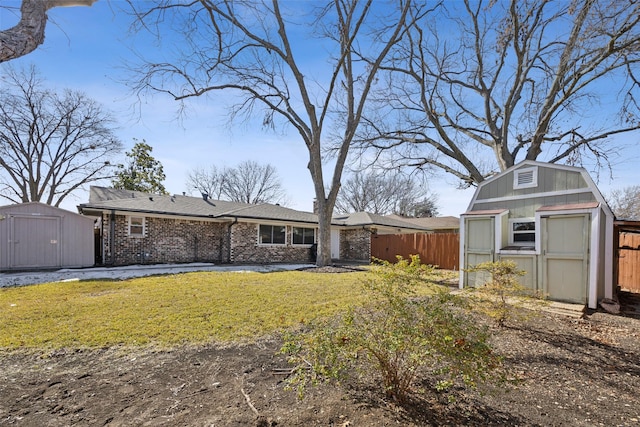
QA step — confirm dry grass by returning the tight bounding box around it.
[0,270,377,349]
[1,269,448,350]
[1,269,451,350]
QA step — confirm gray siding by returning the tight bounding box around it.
[0,202,94,270]
[473,192,597,218]
[476,165,589,201]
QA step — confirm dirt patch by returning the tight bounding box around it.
[1,306,640,426]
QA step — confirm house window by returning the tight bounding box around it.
[509,219,535,245]
[293,227,315,245]
[129,216,145,237]
[259,224,286,245]
[513,166,538,189]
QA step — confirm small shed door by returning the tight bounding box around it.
[464,216,495,287]
[331,229,340,260]
[10,215,61,268]
[541,214,589,304]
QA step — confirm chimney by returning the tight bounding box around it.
[313,198,318,214]
[202,192,209,202]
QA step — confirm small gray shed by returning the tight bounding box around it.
[0,202,95,271]
[459,161,614,309]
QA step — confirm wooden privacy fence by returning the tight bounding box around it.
[617,231,640,293]
[371,233,460,270]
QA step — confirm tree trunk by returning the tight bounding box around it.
[315,199,333,267]
[0,0,96,63]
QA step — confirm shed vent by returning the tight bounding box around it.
[518,170,534,185]
[513,166,538,189]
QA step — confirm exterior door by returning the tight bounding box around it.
[542,214,589,304]
[330,229,340,260]
[10,216,61,268]
[464,216,495,287]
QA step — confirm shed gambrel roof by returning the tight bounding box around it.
[79,186,428,231]
[465,160,614,218]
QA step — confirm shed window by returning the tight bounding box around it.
[128,216,145,237]
[509,219,535,245]
[513,166,538,189]
[259,224,286,245]
[293,227,315,245]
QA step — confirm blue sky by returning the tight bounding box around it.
[1,0,638,216]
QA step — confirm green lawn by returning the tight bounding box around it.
[0,269,450,350]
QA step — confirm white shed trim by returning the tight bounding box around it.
[474,187,593,205]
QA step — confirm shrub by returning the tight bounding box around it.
[465,260,547,327]
[281,255,502,403]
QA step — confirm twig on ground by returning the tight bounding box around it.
[240,388,260,416]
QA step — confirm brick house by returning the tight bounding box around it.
[78,187,427,266]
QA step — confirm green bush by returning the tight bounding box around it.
[465,260,547,327]
[281,255,502,403]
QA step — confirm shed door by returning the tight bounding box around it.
[10,216,61,268]
[541,214,589,304]
[464,216,495,287]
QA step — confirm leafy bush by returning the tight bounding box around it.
[281,255,501,403]
[465,260,547,327]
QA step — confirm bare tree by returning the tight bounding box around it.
[186,161,287,204]
[334,170,437,216]
[223,161,287,205]
[608,185,640,220]
[0,65,122,206]
[126,0,423,266]
[0,0,97,63]
[358,0,640,187]
[186,165,226,200]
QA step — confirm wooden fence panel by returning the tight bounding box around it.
[371,233,460,270]
[618,232,640,293]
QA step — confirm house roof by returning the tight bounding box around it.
[332,212,430,232]
[79,186,428,232]
[89,187,151,203]
[80,189,318,224]
[385,214,460,230]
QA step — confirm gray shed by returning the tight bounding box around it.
[0,202,95,271]
[459,161,614,309]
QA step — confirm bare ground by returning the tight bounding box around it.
[1,292,639,427]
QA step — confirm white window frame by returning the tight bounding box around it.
[508,218,536,246]
[258,224,287,245]
[292,226,316,246]
[128,216,145,237]
[513,166,538,189]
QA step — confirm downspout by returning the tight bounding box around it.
[109,210,115,266]
[226,217,238,264]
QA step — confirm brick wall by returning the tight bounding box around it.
[102,213,227,265]
[230,222,315,263]
[340,228,371,261]
[100,213,372,265]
